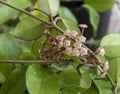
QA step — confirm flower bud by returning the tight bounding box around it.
[56,35,65,42]
[64,47,72,55]
[64,30,71,37]
[69,30,78,38]
[80,47,88,56]
[78,35,86,43]
[73,41,82,49]
[58,41,63,49]
[79,24,88,29]
[72,48,80,56]
[96,48,105,56]
[63,40,71,48]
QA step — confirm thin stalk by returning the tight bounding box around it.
[0,0,51,25]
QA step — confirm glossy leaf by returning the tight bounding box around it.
[59,65,91,93]
[101,34,120,82]
[0,66,27,94]
[84,0,115,12]
[14,17,46,40]
[93,79,112,94]
[38,0,60,16]
[26,64,60,94]
[0,0,31,24]
[58,6,78,24]
[82,4,100,37]
[0,33,22,60]
[58,18,80,33]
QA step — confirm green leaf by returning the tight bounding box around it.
[58,6,78,24]
[26,64,60,94]
[84,0,115,12]
[14,17,46,40]
[19,53,37,60]
[100,33,120,82]
[38,0,60,16]
[93,79,112,94]
[0,0,31,24]
[0,66,27,94]
[82,4,100,37]
[58,18,80,33]
[81,85,98,94]
[0,33,22,60]
[59,65,91,93]
[21,44,32,54]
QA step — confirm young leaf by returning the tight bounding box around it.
[26,64,60,94]
[82,4,100,37]
[14,17,46,40]
[84,0,115,12]
[58,6,78,24]
[0,66,27,94]
[0,0,31,24]
[37,0,60,16]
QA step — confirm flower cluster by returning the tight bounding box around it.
[38,26,88,60]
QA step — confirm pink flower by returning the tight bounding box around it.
[64,47,72,55]
[80,47,88,56]
[64,30,71,37]
[58,41,63,49]
[69,30,78,38]
[73,41,82,49]
[96,48,105,56]
[72,48,80,56]
[63,40,71,48]
[78,35,86,43]
[56,35,65,42]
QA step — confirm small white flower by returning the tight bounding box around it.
[79,24,88,29]
[96,48,105,56]
[80,47,88,56]
[64,47,72,55]
[58,41,63,49]
[72,48,80,56]
[64,30,71,37]
[78,35,86,43]
[73,41,82,49]
[63,40,71,48]
[56,35,65,42]
[69,30,78,38]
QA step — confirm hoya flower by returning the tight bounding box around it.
[73,41,82,49]
[72,48,80,56]
[79,24,88,29]
[58,41,63,49]
[56,35,65,42]
[100,61,109,77]
[96,47,105,56]
[69,30,78,38]
[64,47,72,55]
[64,30,71,37]
[80,47,88,56]
[78,35,86,43]
[63,40,71,48]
